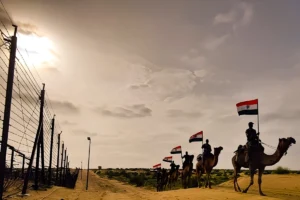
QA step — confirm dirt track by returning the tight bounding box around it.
[9,170,300,200]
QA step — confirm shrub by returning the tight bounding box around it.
[272,166,290,174]
[129,174,145,187]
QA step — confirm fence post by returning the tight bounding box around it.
[62,149,67,186]
[48,115,55,186]
[60,142,64,186]
[55,132,61,185]
[40,123,45,184]
[21,154,25,178]
[22,84,45,194]
[9,147,14,176]
[0,25,18,199]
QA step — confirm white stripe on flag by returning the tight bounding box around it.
[237,104,258,112]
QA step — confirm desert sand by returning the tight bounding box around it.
[8,170,300,200]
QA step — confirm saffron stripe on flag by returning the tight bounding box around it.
[236,99,258,107]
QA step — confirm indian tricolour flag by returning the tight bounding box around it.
[189,131,203,143]
[170,146,182,154]
[236,99,258,115]
[163,156,172,163]
[153,163,161,169]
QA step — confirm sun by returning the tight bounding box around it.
[17,33,56,67]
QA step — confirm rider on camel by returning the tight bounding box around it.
[182,151,190,168]
[170,161,176,174]
[202,139,212,167]
[245,122,260,163]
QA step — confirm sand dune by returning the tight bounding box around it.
[9,171,300,200]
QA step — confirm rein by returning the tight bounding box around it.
[261,142,276,150]
[261,142,289,156]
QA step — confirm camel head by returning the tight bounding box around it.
[213,146,223,156]
[278,137,296,155]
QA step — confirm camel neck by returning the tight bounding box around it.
[212,153,219,167]
[261,148,283,166]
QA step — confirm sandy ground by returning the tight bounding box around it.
[6,170,300,200]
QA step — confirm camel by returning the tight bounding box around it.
[157,168,169,191]
[195,146,223,188]
[181,155,194,189]
[168,165,180,189]
[232,137,296,196]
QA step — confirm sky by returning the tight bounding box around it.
[1,0,299,170]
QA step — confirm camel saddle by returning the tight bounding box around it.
[197,153,213,161]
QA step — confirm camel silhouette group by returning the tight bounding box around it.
[157,166,180,191]
[156,136,296,196]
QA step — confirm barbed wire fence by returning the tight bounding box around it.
[0,2,76,199]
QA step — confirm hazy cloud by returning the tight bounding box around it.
[213,2,253,31]
[61,120,77,126]
[214,10,236,25]
[73,129,97,137]
[128,83,149,90]
[167,109,203,118]
[16,22,43,36]
[180,55,207,68]
[50,100,80,114]
[0,8,42,36]
[204,34,230,51]
[263,110,300,123]
[95,104,152,118]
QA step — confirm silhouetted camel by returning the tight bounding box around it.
[232,137,296,196]
[181,155,194,189]
[196,146,223,188]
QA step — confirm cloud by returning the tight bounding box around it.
[128,83,149,90]
[213,2,253,31]
[95,104,152,118]
[263,110,300,123]
[180,55,207,68]
[61,120,77,126]
[214,10,236,25]
[204,34,230,51]
[0,8,42,36]
[50,100,80,114]
[239,2,254,26]
[73,129,97,137]
[16,22,43,37]
[167,109,202,118]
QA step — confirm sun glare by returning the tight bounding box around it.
[17,33,56,67]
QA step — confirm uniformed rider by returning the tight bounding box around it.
[245,122,260,162]
[201,139,212,166]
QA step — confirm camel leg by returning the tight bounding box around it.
[197,172,202,188]
[258,167,266,196]
[242,169,255,193]
[208,172,212,189]
[233,169,238,192]
[204,172,209,188]
[233,167,241,192]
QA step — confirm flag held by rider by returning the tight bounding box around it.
[236,98,260,133]
[162,156,172,163]
[153,163,161,169]
[236,99,258,115]
[189,131,203,143]
[170,146,182,154]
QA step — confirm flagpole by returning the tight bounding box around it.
[257,99,260,138]
[180,151,183,168]
[202,132,204,155]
